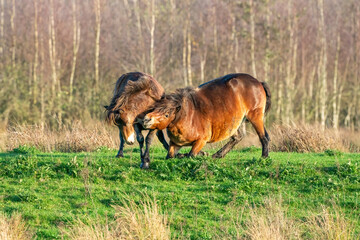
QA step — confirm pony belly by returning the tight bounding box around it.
[210,117,243,143]
[166,128,193,146]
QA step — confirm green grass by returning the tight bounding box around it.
[1,145,360,239]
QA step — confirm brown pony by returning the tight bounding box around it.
[142,73,271,161]
[105,72,168,168]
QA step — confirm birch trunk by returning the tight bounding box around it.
[332,34,340,129]
[264,0,270,83]
[249,0,257,78]
[49,0,57,97]
[69,0,80,103]
[33,0,39,104]
[149,0,155,76]
[318,0,328,130]
[10,0,16,68]
[0,0,4,58]
[186,11,192,86]
[94,0,101,89]
[182,23,187,86]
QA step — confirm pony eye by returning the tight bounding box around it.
[165,114,169,118]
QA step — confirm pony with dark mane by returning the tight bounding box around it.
[142,73,271,162]
[105,72,168,168]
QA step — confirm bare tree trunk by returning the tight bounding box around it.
[264,0,270,83]
[318,0,328,130]
[212,4,219,76]
[182,22,188,86]
[94,0,101,89]
[276,64,284,122]
[284,0,297,124]
[0,0,4,58]
[133,0,145,70]
[149,0,155,76]
[32,0,39,104]
[10,0,16,68]
[69,0,80,103]
[186,10,192,86]
[332,34,340,129]
[49,0,57,97]
[353,4,359,129]
[249,0,257,78]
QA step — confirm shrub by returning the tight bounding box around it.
[270,124,349,153]
[5,121,118,152]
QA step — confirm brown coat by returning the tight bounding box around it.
[143,73,271,159]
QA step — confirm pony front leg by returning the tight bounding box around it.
[116,127,125,158]
[166,141,181,159]
[188,140,207,158]
[140,129,156,169]
[134,124,145,158]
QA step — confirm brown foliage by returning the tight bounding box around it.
[270,124,353,153]
[4,121,118,152]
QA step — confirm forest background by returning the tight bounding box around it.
[0,0,359,131]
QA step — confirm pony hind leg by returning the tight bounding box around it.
[212,126,244,159]
[247,110,269,158]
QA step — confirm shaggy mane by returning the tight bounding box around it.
[105,72,163,124]
[154,87,197,114]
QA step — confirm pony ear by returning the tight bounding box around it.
[104,105,109,109]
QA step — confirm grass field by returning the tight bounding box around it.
[1,145,360,239]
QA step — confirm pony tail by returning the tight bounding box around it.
[261,82,271,114]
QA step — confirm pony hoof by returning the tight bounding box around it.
[199,151,209,157]
[140,162,150,169]
[212,153,223,159]
[116,154,124,158]
[175,153,186,158]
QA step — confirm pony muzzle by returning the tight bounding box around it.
[125,132,135,145]
[142,116,154,129]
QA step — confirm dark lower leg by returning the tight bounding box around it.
[156,130,169,151]
[116,128,125,158]
[212,128,244,158]
[140,130,156,169]
[134,125,144,158]
[260,129,269,158]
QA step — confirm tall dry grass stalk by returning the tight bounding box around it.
[306,205,356,240]
[245,197,301,240]
[4,120,118,152]
[63,197,170,240]
[0,213,32,240]
[219,197,358,240]
[270,124,352,153]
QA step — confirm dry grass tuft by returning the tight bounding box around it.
[306,205,356,240]
[0,213,33,240]
[245,197,301,240]
[5,121,118,152]
[63,197,170,240]
[270,124,350,153]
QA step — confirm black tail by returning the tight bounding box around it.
[261,82,271,114]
